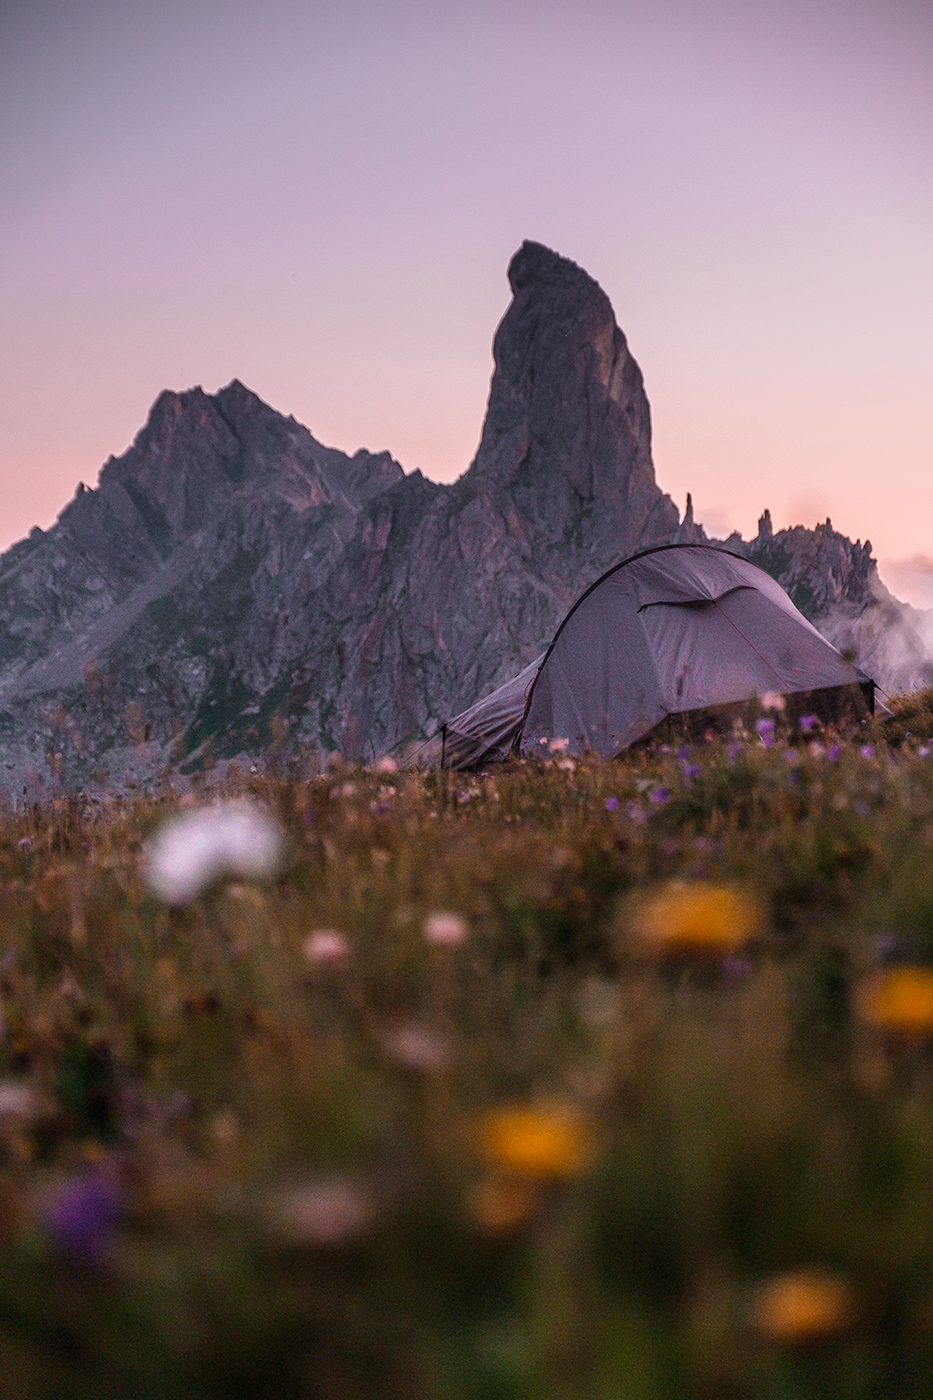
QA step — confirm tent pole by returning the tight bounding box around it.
[440,722,447,771]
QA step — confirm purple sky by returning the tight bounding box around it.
[2,0,931,599]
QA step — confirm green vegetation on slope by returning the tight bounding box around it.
[0,700,933,1396]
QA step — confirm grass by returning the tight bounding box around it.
[1,699,933,1396]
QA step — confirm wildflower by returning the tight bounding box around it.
[857,966,933,1039]
[556,758,575,772]
[0,1081,40,1121]
[604,795,618,811]
[751,1268,855,1344]
[919,746,931,758]
[468,1177,541,1235]
[624,801,647,824]
[756,718,775,748]
[634,881,760,959]
[424,911,467,946]
[548,737,570,754]
[860,745,875,759]
[650,787,670,805]
[265,1177,373,1248]
[799,715,818,732]
[143,801,283,904]
[727,742,743,761]
[478,1104,592,1180]
[383,1024,448,1072]
[761,692,786,712]
[303,929,349,963]
[681,762,700,779]
[809,740,825,757]
[826,745,842,762]
[373,755,397,773]
[41,1168,121,1266]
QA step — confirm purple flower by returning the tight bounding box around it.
[604,796,618,811]
[43,1170,121,1266]
[727,742,743,761]
[860,745,875,759]
[826,745,842,762]
[854,799,870,816]
[650,787,671,805]
[681,762,700,779]
[798,715,818,732]
[676,746,690,761]
[920,746,931,758]
[756,718,775,747]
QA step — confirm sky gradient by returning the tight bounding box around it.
[2,0,931,599]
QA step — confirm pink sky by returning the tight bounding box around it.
[1,0,931,599]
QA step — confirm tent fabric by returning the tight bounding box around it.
[429,654,546,769]
[436,544,875,767]
[521,545,869,757]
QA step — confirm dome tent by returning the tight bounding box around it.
[436,544,877,768]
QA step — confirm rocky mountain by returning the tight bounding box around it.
[0,240,928,792]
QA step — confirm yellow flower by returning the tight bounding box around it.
[752,1268,855,1344]
[478,1104,592,1180]
[857,966,933,1038]
[634,881,759,958]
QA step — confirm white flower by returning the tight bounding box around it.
[265,1177,374,1247]
[383,1024,449,1072]
[373,755,397,773]
[548,737,570,754]
[0,1081,39,1120]
[760,692,787,712]
[303,929,348,963]
[143,801,283,904]
[423,911,467,946]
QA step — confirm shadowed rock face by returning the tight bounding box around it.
[0,242,925,790]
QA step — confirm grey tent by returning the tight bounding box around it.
[436,544,876,767]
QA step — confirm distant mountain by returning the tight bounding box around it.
[0,241,927,792]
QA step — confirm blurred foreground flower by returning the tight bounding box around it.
[857,966,933,1039]
[264,1177,374,1249]
[41,1168,122,1266]
[383,1024,449,1072]
[143,801,283,904]
[0,1080,40,1122]
[478,1104,592,1180]
[633,881,760,959]
[752,1268,856,1344]
[424,911,467,946]
[303,929,349,963]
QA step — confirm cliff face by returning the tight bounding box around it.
[0,240,926,791]
[0,241,682,790]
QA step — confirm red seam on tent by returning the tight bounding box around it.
[710,598,787,689]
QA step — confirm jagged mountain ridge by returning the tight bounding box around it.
[0,241,927,790]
